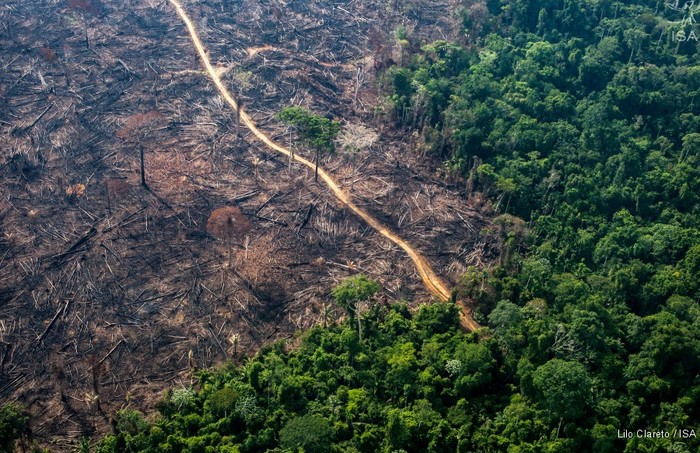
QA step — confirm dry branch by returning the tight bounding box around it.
[296,203,314,236]
[98,339,123,365]
[36,300,70,344]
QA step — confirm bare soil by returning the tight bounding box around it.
[0,0,495,449]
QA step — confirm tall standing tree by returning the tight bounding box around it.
[332,274,380,341]
[0,404,29,452]
[532,359,591,426]
[279,414,333,453]
[116,111,165,192]
[276,106,340,182]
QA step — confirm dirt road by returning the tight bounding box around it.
[168,0,479,331]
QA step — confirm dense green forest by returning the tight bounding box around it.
[4,0,699,451]
[94,297,697,452]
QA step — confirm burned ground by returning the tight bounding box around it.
[0,0,493,448]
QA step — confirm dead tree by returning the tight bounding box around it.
[115,111,165,194]
[206,206,253,268]
[235,98,242,140]
[105,178,131,214]
[465,156,481,197]
[336,123,379,188]
[139,144,148,189]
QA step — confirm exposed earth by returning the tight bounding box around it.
[0,0,494,448]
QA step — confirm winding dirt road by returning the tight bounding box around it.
[168,0,479,332]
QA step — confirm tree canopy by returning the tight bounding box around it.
[277,106,341,181]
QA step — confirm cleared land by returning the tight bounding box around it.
[0,0,493,448]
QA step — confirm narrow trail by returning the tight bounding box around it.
[168,0,479,332]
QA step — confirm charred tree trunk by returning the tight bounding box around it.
[315,149,319,182]
[140,144,148,189]
[235,98,241,140]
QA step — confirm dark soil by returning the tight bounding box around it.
[0,0,494,449]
